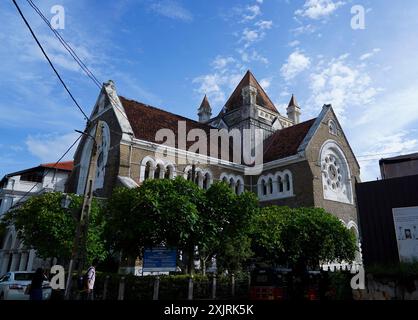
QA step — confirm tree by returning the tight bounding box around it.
[0,192,107,264]
[252,206,357,271]
[105,178,259,274]
[105,178,205,273]
[203,182,258,273]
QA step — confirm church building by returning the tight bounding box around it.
[66,71,361,239]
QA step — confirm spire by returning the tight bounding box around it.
[222,70,278,113]
[288,94,299,108]
[287,94,301,124]
[198,95,212,123]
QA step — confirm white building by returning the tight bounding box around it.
[0,161,73,275]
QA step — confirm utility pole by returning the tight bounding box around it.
[64,121,103,299]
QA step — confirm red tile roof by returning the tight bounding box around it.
[224,70,278,113]
[263,119,316,163]
[41,161,74,171]
[120,96,314,163]
[120,96,213,147]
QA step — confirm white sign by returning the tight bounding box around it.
[392,206,418,262]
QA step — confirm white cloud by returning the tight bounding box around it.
[150,0,193,22]
[26,132,80,163]
[211,56,236,70]
[360,48,381,61]
[193,72,243,106]
[238,49,269,64]
[255,20,273,30]
[241,28,261,47]
[291,24,317,35]
[295,0,345,20]
[288,40,301,47]
[352,84,418,181]
[307,54,380,118]
[243,5,261,21]
[259,78,271,90]
[281,51,311,81]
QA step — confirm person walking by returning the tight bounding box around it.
[29,268,45,301]
[85,260,97,300]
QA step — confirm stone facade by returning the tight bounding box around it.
[66,71,361,238]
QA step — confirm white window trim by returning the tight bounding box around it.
[319,140,353,204]
[139,156,177,182]
[220,173,244,195]
[257,169,294,201]
[184,166,213,189]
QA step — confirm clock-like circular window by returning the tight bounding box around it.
[322,155,343,191]
[320,140,353,204]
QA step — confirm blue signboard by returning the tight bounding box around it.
[143,247,177,272]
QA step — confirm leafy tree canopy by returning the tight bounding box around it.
[252,206,357,270]
[1,192,107,264]
[105,178,259,273]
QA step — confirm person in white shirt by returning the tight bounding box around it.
[85,260,97,300]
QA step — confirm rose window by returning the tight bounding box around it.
[322,154,343,191]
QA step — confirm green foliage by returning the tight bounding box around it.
[1,192,107,263]
[105,179,259,273]
[204,183,259,272]
[105,178,205,257]
[252,206,357,269]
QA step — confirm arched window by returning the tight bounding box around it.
[284,174,290,192]
[229,178,235,190]
[262,179,267,196]
[278,176,284,193]
[267,178,273,194]
[222,177,228,184]
[328,120,337,135]
[196,171,203,187]
[203,173,211,190]
[164,166,171,179]
[144,161,152,180]
[235,180,241,195]
[154,164,163,179]
[320,140,353,204]
[187,170,192,181]
[203,174,208,190]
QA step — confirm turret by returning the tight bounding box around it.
[197,95,212,123]
[286,94,301,124]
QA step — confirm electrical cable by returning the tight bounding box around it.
[8,134,83,209]
[11,0,89,121]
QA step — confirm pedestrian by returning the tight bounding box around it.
[85,260,98,300]
[29,268,45,301]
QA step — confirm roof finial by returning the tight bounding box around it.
[198,95,212,123]
[287,94,301,124]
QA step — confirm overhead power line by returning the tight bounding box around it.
[11,0,89,121]
[26,0,102,89]
[25,0,132,123]
[9,134,83,209]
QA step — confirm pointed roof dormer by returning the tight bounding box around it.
[288,94,299,108]
[287,94,301,124]
[198,95,211,112]
[198,95,212,123]
[223,70,278,114]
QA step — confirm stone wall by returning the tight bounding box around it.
[305,109,360,224]
[354,277,418,300]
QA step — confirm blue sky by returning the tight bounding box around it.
[1,0,418,181]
